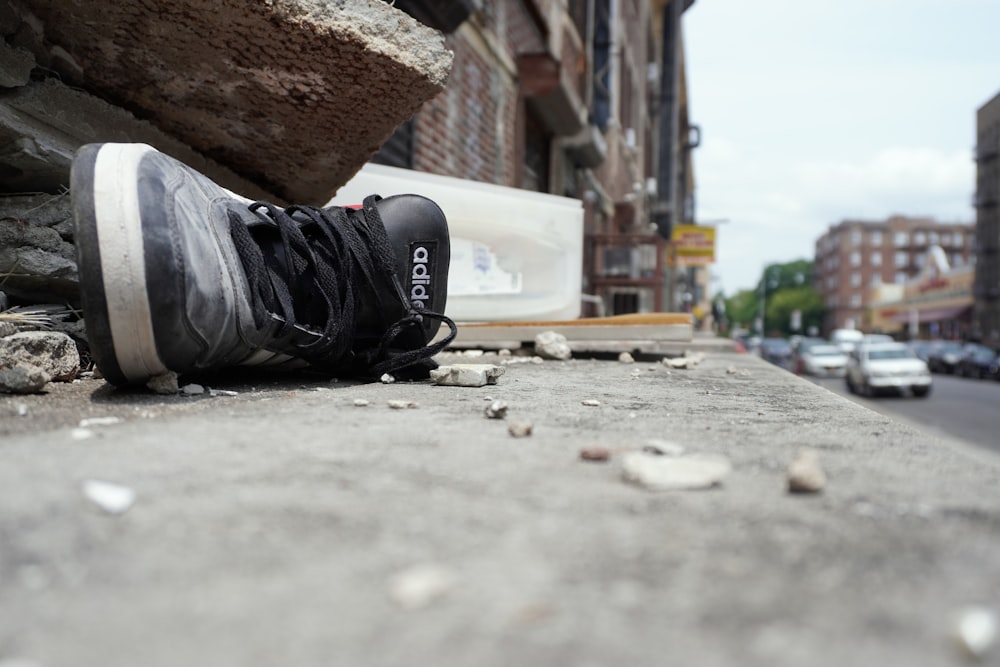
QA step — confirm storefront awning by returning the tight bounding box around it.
[890,305,972,324]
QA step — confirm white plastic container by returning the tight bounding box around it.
[328,163,583,322]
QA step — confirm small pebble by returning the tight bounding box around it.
[787,448,827,494]
[430,364,505,387]
[380,373,396,384]
[622,452,731,491]
[954,606,997,659]
[145,371,179,395]
[82,479,135,515]
[581,399,601,407]
[388,564,457,610]
[70,428,95,440]
[180,383,205,396]
[78,417,121,428]
[534,331,572,360]
[484,400,508,419]
[580,446,611,462]
[15,403,28,416]
[387,400,418,409]
[508,420,533,438]
[618,352,635,364]
[208,388,239,397]
[353,398,370,407]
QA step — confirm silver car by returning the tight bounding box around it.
[845,342,932,398]
[799,344,848,377]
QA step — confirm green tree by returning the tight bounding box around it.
[724,289,759,332]
[753,259,824,336]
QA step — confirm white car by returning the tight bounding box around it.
[799,344,849,377]
[845,342,932,398]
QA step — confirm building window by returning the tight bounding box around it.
[895,251,908,267]
[895,271,908,284]
[928,231,938,244]
[939,232,950,245]
[870,273,882,286]
[871,230,883,245]
[850,294,862,307]
[894,231,909,246]
[914,254,925,268]
[850,251,861,267]
[851,229,862,245]
[871,251,882,266]
[914,231,926,245]
[953,253,963,266]
[850,272,861,287]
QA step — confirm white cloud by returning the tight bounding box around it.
[683,0,999,295]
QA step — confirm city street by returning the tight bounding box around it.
[808,373,1000,455]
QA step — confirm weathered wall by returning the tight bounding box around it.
[3,0,453,204]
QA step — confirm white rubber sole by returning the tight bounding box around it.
[91,143,170,382]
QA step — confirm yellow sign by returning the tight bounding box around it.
[669,225,716,265]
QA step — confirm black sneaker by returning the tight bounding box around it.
[71,143,456,386]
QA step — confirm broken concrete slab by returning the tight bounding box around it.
[5,0,453,204]
[0,77,280,200]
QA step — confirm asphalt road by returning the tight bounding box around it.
[806,371,1000,455]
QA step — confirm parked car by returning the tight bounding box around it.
[845,342,932,397]
[955,344,1000,379]
[926,341,968,374]
[798,343,849,377]
[760,337,793,368]
[906,339,937,363]
[790,336,826,373]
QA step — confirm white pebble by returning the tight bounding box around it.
[82,479,136,515]
[388,564,456,609]
[70,427,95,440]
[534,330,572,360]
[954,606,997,659]
[380,373,396,384]
[180,383,205,395]
[622,452,731,491]
[618,352,635,364]
[484,400,508,419]
[429,364,505,387]
[508,420,533,438]
[387,400,418,409]
[353,399,370,407]
[581,399,601,407]
[78,416,122,428]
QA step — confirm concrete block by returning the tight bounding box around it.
[5,0,453,204]
[0,77,281,200]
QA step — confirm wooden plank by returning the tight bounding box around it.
[440,313,694,349]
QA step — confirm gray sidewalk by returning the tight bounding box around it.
[1,350,998,666]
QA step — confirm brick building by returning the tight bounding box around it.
[973,90,1000,342]
[814,216,975,335]
[376,0,698,317]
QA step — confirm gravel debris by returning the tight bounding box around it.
[484,400,508,419]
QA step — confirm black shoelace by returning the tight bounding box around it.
[228,195,457,379]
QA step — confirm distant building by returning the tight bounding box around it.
[973,90,1000,343]
[868,246,974,340]
[814,216,975,335]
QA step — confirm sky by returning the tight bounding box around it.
[682,0,1000,296]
